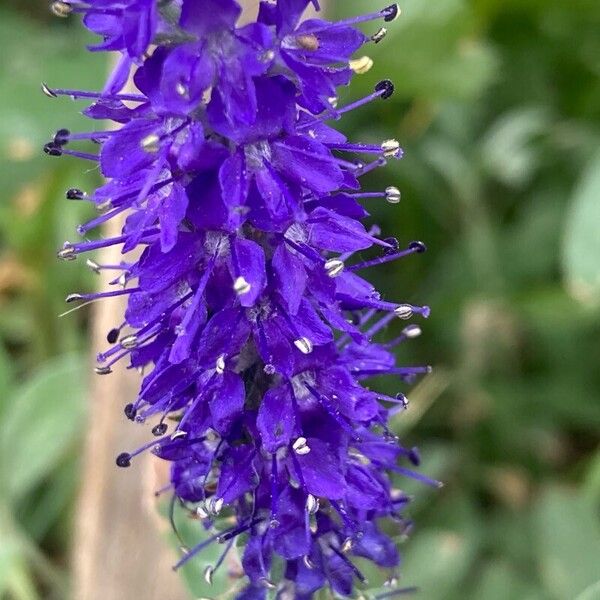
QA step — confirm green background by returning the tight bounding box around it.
[0,0,598,598]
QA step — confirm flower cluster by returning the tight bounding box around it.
[47,0,438,597]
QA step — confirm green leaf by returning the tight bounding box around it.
[563,150,600,304]
[535,487,600,599]
[0,354,87,501]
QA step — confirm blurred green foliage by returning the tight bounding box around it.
[0,1,599,598]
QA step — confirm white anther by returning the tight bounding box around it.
[96,199,113,213]
[260,578,277,590]
[120,334,138,349]
[140,133,160,153]
[403,325,422,339]
[215,354,226,374]
[394,304,414,320]
[385,185,401,204]
[372,27,388,43]
[203,565,214,585]
[381,138,401,158]
[306,494,319,515]
[41,82,57,98]
[51,1,72,17]
[233,276,251,296]
[296,33,320,51]
[349,56,374,74]
[94,366,112,375]
[175,82,188,98]
[293,337,313,355]
[293,437,311,455]
[57,243,76,261]
[86,258,101,274]
[203,496,224,517]
[324,258,345,278]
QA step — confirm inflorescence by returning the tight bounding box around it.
[46,1,438,597]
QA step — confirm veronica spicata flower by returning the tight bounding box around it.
[46,0,438,597]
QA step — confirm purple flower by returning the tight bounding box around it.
[47,1,438,597]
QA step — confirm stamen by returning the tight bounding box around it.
[66,188,85,200]
[94,366,112,376]
[386,186,401,203]
[306,494,320,515]
[119,334,138,350]
[349,56,374,75]
[41,83,146,103]
[394,304,414,320]
[293,337,313,355]
[348,241,426,272]
[383,3,401,22]
[324,258,345,278]
[173,521,250,571]
[377,392,409,408]
[296,33,320,51]
[371,27,388,43]
[233,276,251,296]
[115,452,131,468]
[150,422,168,437]
[50,1,72,17]
[375,79,395,99]
[292,437,311,456]
[57,242,77,261]
[386,325,423,348]
[384,463,443,488]
[381,139,402,158]
[301,5,401,34]
[66,288,140,303]
[140,133,160,153]
[43,143,98,161]
[124,403,137,421]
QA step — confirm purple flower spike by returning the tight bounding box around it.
[48,0,437,597]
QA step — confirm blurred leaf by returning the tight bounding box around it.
[5,559,40,600]
[480,107,551,188]
[21,457,79,542]
[340,0,498,102]
[535,486,600,599]
[470,562,544,600]
[563,151,600,304]
[0,537,20,597]
[0,354,86,501]
[400,529,477,599]
[0,9,104,201]
[0,342,15,418]
[577,581,600,600]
